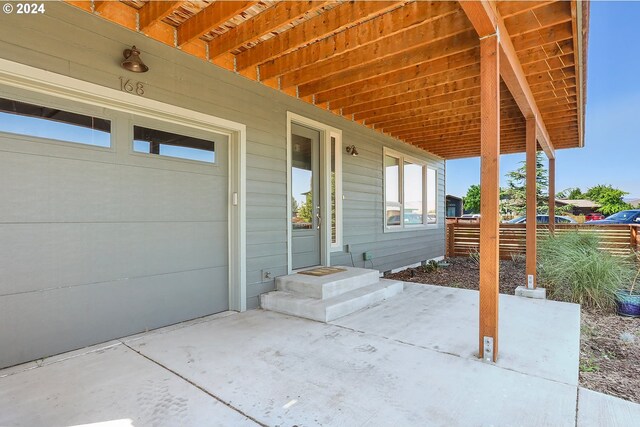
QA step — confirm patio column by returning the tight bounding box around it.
[479,33,500,362]
[525,117,537,289]
[549,157,556,234]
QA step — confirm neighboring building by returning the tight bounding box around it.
[555,199,601,216]
[446,195,464,217]
[0,1,588,368]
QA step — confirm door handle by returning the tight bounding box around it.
[316,212,322,229]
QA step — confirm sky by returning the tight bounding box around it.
[446,1,640,200]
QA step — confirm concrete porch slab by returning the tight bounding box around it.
[577,388,640,427]
[122,309,578,426]
[333,283,581,386]
[0,283,590,426]
[0,342,256,427]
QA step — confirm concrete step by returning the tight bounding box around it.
[276,267,381,300]
[261,279,404,323]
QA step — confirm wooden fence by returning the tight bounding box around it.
[446,220,640,260]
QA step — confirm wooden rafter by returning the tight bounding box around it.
[63,0,585,160]
[177,1,258,47]
[235,1,403,70]
[299,29,478,97]
[209,1,333,61]
[139,1,182,31]
[280,9,470,89]
[260,1,458,82]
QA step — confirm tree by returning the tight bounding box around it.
[584,185,631,215]
[291,197,299,218]
[557,187,584,199]
[501,152,548,215]
[297,191,314,223]
[462,184,481,213]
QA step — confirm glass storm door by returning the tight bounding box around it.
[291,123,322,269]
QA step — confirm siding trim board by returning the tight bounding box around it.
[0,57,248,313]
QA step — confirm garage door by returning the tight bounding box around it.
[0,89,229,368]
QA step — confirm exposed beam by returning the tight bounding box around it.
[279,9,470,89]
[92,0,136,30]
[300,30,478,97]
[139,1,182,32]
[317,48,480,104]
[478,33,500,362]
[459,0,555,159]
[525,117,537,289]
[209,1,331,60]
[259,1,457,81]
[235,1,402,70]
[177,1,257,47]
[503,1,572,37]
[330,64,480,111]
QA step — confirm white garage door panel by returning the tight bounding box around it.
[0,221,228,295]
[0,266,228,369]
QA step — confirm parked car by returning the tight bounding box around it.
[585,209,640,225]
[505,215,577,224]
[585,212,605,221]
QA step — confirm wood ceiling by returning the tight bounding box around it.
[66,0,588,159]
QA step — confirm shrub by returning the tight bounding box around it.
[538,231,635,311]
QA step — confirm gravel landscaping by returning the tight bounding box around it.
[386,257,640,403]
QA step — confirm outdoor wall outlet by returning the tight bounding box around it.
[345,244,351,253]
[363,251,373,261]
[262,270,272,281]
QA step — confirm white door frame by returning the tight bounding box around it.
[286,112,342,274]
[0,58,248,312]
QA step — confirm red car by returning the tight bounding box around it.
[585,212,605,221]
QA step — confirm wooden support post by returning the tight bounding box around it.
[479,33,500,362]
[631,226,638,252]
[526,118,537,289]
[549,158,556,234]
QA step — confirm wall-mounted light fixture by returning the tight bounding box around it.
[121,46,149,73]
[346,145,358,156]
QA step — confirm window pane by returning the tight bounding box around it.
[291,134,314,230]
[385,155,401,226]
[0,97,111,147]
[403,162,423,225]
[331,136,337,244]
[427,168,437,224]
[133,125,215,163]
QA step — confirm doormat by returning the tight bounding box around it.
[298,267,347,277]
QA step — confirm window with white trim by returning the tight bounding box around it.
[384,148,437,230]
[0,96,111,147]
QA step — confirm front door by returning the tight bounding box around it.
[291,123,322,269]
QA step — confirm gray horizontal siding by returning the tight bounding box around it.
[0,3,447,313]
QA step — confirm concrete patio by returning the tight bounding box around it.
[1,283,639,426]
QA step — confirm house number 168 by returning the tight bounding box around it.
[119,77,145,96]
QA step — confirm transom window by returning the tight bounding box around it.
[384,148,437,229]
[0,96,111,147]
[133,125,215,163]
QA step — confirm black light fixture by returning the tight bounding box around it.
[121,46,149,73]
[346,145,359,156]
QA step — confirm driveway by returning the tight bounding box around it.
[1,283,639,426]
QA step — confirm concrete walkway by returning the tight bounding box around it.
[1,283,638,426]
